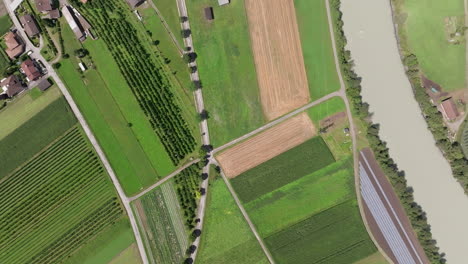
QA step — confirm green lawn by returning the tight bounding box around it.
[139,7,193,99]
[109,244,142,264]
[0,15,12,36]
[401,0,465,91]
[57,19,177,195]
[245,157,354,237]
[0,97,76,178]
[64,219,138,264]
[151,0,184,46]
[294,0,341,99]
[231,137,335,203]
[187,0,265,146]
[265,200,377,264]
[0,85,61,140]
[0,48,9,73]
[307,96,346,124]
[197,178,269,264]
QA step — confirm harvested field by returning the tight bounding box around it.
[245,0,310,120]
[217,113,315,178]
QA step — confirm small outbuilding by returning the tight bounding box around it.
[126,0,144,9]
[37,78,52,91]
[440,97,460,121]
[20,14,41,37]
[48,9,61,19]
[218,0,230,6]
[204,7,214,20]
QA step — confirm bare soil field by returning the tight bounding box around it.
[245,0,310,120]
[217,113,315,178]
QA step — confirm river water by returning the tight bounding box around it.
[340,0,468,263]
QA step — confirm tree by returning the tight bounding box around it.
[199,109,209,120]
[201,144,213,153]
[180,16,188,23]
[74,48,89,58]
[192,229,201,238]
[181,29,191,38]
[187,245,197,254]
[62,53,70,59]
[183,52,197,63]
[52,62,61,69]
[43,18,56,27]
[184,258,193,264]
[190,66,197,73]
[201,173,208,180]
[200,188,206,195]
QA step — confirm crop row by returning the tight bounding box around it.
[173,164,202,230]
[139,189,185,264]
[28,198,122,264]
[0,127,123,263]
[76,0,196,165]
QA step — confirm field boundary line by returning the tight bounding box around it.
[214,159,275,264]
[148,0,184,55]
[129,159,200,201]
[213,92,339,154]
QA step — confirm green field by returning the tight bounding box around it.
[0,85,61,140]
[64,219,138,264]
[197,178,269,264]
[307,96,346,124]
[151,0,184,46]
[265,200,376,264]
[187,0,265,146]
[109,244,142,264]
[231,137,335,203]
[399,0,465,91]
[57,16,179,195]
[0,97,76,178]
[140,7,193,94]
[0,15,12,36]
[0,126,125,263]
[133,181,189,264]
[246,157,354,237]
[294,0,341,99]
[0,48,9,73]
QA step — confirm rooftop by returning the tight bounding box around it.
[218,0,230,6]
[36,0,53,12]
[126,0,144,9]
[20,14,40,37]
[37,78,52,91]
[441,97,459,121]
[21,59,42,81]
[1,75,24,98]
[4,32,25,59]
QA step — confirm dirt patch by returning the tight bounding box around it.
[245,0,310,120]
[133,200,152,240]
[217,113,315,178]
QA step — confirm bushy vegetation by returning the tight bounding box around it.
[0,127,123,263]
[0,97,76,178]
[330,0,444,262]
[136,184,188,264]
[174,164,202,230]
[73,0,196,165]
[231,137,335,203]
[265,200,376,264]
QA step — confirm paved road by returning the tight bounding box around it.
[2,1,150,263]
[213,91,340,154]
[174,0,212,262]
[129,159,200,201]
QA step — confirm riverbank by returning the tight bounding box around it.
[339,0,468,262]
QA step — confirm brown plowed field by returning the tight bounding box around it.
[217,113,315,178]
[245,0,310,120]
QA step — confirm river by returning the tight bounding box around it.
[340,0,468,263]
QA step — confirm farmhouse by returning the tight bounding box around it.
[19,14,40,37]
[204,7,214,20]
[4,32,25,59]
[126,0,144,9]
[1,75,24,98]
[218,0,230,6]
[440,97,459,121]
[35,0,53,13]
[21,59,41,82]
[37,78,52,91]
[62,5,92,41]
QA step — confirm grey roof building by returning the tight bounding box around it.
[126,0,144,9]
[218,0,230,6]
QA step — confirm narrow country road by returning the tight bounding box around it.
[129,159,200,201]
[174,0,212,262]
[2,1,149,263]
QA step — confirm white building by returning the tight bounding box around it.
[218,0,230,6]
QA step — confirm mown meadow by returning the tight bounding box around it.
[187,0,265,146]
